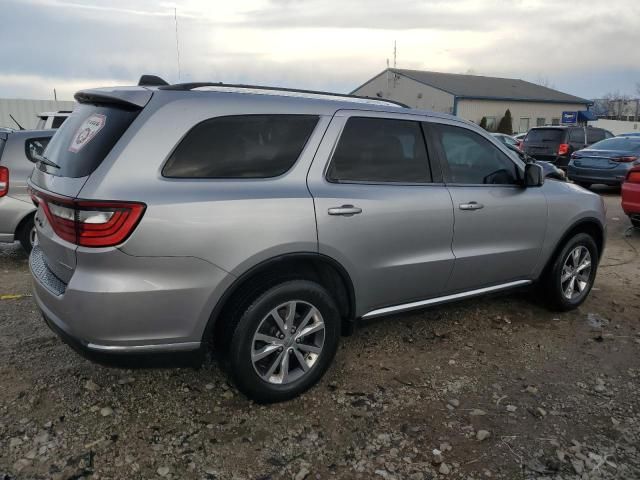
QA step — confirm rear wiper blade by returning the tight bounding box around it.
[33,153,60,169]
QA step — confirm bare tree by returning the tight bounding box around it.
[601,90,632,120]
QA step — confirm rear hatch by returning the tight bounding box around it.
[29,88,151,285]
[523,128,565,160]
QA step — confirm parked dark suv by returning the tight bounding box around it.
[522,126,614,169]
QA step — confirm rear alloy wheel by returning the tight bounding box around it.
[543,233,598,311]
[227,280,340,403]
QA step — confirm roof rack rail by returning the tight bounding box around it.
[158,82,409,108]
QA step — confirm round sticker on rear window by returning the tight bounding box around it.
[68,113,106,153]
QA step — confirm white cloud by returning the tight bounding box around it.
[1,0,638,100]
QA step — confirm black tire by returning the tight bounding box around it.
[226,280,340,403]
[577,182,591,189]
[541,233,598,311]
[16,215,36,254]
[631,218,640,229]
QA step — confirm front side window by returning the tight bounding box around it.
[433,124,519,185]
[326,117,431,183]
[163,115,318,178]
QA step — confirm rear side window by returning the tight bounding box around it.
[525,128,564,144]
[327,117,431,183]
[587,129,606,144]
[163,115,318,178]
[42,103,140,178]
[569,129,585,144]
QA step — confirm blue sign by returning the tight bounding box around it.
[562,111,578,124]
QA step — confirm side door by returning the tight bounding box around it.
[425,121,547,293]
[307,111,455,317]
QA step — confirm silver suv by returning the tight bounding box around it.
[28,82,606,402]
[1,128,54,252]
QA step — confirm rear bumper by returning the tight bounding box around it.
[30,245,231,355]
[567,165,630,186]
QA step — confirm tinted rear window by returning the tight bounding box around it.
[163,115,318,178]
[589,138,640,152]
[525,129,564,143]
[42,103,139,178]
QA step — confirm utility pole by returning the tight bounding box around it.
[53,88,57,101]
[174,8,181,81]
[393,40,397,68]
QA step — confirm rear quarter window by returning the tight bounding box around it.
[163,115,318,178]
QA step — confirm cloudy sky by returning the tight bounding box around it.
[1,0,639,101]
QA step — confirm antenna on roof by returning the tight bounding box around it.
[174,8,181,81]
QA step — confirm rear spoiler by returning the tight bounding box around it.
[74,87,153,109]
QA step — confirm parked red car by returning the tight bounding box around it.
[621,166,640,228]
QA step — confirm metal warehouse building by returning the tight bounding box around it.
[0,98,75,130]
[352,69,591,134]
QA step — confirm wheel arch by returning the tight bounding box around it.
[14,209,36,238]
[541,217,605,277]
[202,252,357,351]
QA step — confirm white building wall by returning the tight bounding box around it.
[352,72,454,113]
[456,99,589,133]
[588,119,640,135]
[0,98,76,130]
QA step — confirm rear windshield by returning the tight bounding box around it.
[525,129,564,143]
[42,103,139,178]
[589,137,640,152]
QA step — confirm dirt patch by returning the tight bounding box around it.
[1,188,639,479]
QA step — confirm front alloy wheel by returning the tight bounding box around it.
[560,246,592,300]
[542,232,598,311]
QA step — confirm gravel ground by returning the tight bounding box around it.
[1,187,639,480]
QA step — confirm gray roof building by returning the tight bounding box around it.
[352,69,591,133]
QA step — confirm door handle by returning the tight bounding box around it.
[328,205,362,216]
[459,201,484,211]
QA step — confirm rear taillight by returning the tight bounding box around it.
[0,166,8,197]
[30,188,145,247]
[517,140,523,150]
[612,156,638,163]
[558,143,570,156]
[626,170,640,183]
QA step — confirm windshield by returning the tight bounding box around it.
[525,129,564,143]
[588,137,640,152]
[42,103,140,178]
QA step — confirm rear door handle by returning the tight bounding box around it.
[459,201,484,211]
[328,205,362,216]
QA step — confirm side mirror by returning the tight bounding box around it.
[524,163,544,187]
